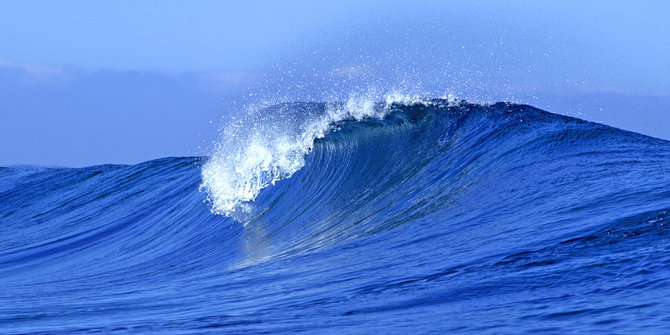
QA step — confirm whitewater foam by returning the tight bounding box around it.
[200,92,445,220]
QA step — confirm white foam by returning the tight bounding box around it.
[200,92,432,220]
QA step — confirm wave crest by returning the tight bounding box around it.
[200,93,449,219]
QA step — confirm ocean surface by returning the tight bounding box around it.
[1,99,669,334]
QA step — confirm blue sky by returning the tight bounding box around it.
[1,1,669,166]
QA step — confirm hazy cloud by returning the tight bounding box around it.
[0,58,66,82]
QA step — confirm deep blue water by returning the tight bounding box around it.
[1,100,670,334]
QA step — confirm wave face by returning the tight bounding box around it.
[2,99,670,334]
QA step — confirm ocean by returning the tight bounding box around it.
[2,98,669,334]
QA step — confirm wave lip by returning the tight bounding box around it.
[200,93,439,219]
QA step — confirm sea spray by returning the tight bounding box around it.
[200,92,439,219]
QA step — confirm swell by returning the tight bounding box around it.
[3,100,669,267]
[0,158,234,278]
[4,100,668,267]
